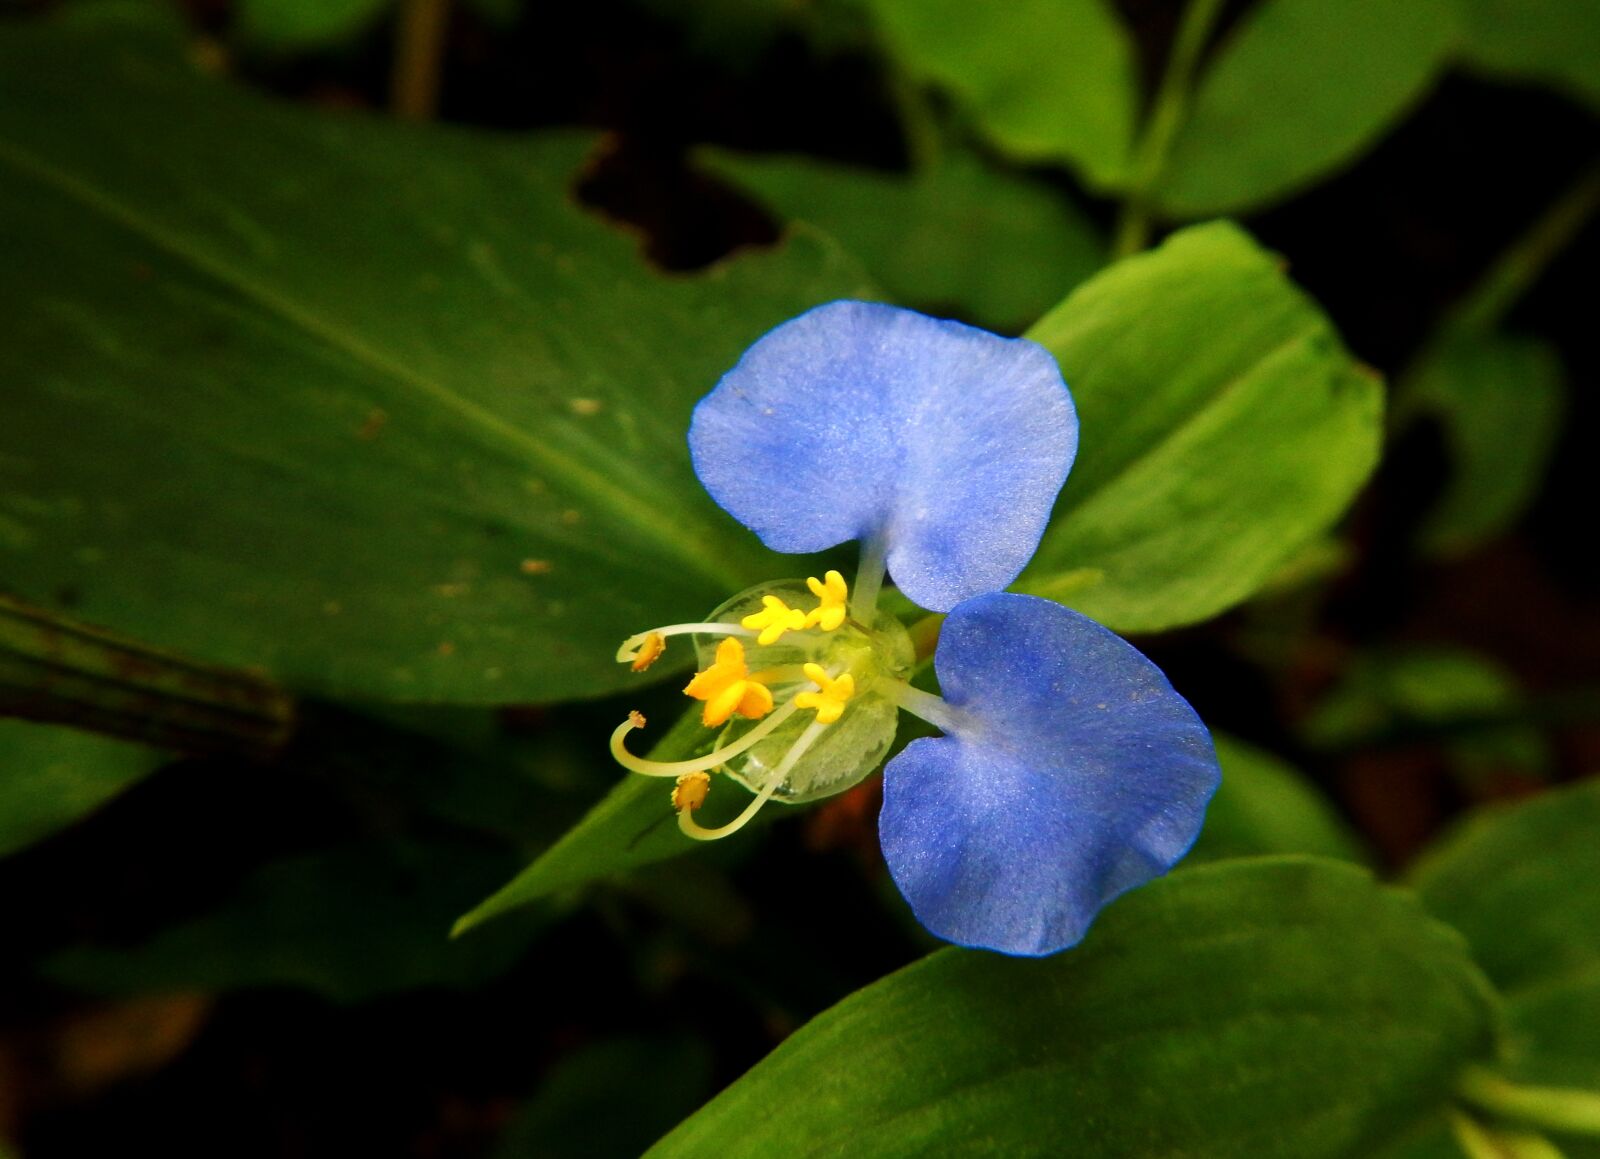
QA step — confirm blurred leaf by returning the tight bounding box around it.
[46,838,546,1003]
[701,148,1104,333]
[454,707,767,934]
[1189,734,1368,864]
[1455,0,1600,112]
[1157,0,1457,216]
[1410,777,1600,994]
[1305,648,1549,780]
[1506,973,1600,1090]
[235,0,393,50]
[0,719,165,857]
[864,0,1136,187]
[494,1036,714,1159]
[0,10,871,705]
[649,858,1501,1158]
[1407,331,1566,556]
[1020,222,1383,633]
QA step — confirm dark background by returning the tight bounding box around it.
[1,0,1595,1154]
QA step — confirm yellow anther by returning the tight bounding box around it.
[794,662,854,725]
[740,594,808,646]
[804,570,849,632]
[672,771,711,813]
[629,631,666,672]
[683,637,774,727]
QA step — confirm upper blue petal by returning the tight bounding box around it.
[688,301,1077,612]
[879,592,1220,956]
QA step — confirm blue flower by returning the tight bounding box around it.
[611,300,1219,956]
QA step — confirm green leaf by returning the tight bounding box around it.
[46,838,546,1003]
[453,707,764,935]
[0,719,165,857]
[235,0,394,50]
[864,0,1137,187]
[1506,973,1600,1090]
[1455,0,1600,113]
[1407,331,1566,557]
[1410,778,1600,994]
[649,858,1502,1158]
[1020,222,1384,633]
[700,148,1105,333]
[1157,0,1457,216]
[0,11,871,705]
[1189,734,1368,864]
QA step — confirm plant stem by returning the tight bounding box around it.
[1451,161,1600,335]
[1449,1110,1568,1159]
[0,594,294,758]
[1112,0,1227,258]
[1460,1066,1600,1138]
[391,0,451,121]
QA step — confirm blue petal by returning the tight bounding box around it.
[879,592,1220,956]
[689,301,1077,612]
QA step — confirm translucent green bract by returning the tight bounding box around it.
[694,581,913,803]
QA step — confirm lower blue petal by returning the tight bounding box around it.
[879,592,1220,956]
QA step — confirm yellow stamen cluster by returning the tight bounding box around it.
[794,663,855,725]
[683,637,774,727]
[741,595,807,645]
[672,771,711,813]
[630,631,666,672]
[805,570,849,631]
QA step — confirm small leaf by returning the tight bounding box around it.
[1410,778,1600,994]
[1189,734,1368,864]
[1455,0,1600,113]
[1407,331,1566,557]
[0,719,165,857]
[863,0,1137,187]
[648,858,1501,1158]
[46,838,545,1003]
[1304,647,1548,781]
[235,0,394,50]
[1158,0,1457,215]
[0,11,870,705]
[1021,222,1383,633]
[700,148,1104,333]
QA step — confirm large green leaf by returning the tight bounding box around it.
[1020,222,1383,632]
[1407,332,1567,557]
[1189,734,1368,864]
[700,148,1104,333]
[0,10,871,704]
[1157,0,1457,216]
[0,719,165,857]
[649,858,1501,1158]
[1455,0,1600,113]
[46,838,545,1003]
[863,0,1136,188]
[1410,778,1600,995]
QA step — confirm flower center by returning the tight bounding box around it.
[611,565,915,839]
